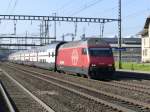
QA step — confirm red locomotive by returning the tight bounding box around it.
[56,38,115,79]
[9,38,115,79]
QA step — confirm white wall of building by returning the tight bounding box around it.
[142,22,150,62]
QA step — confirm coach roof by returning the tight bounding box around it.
[27,42,64,53]
[36,43,60,52]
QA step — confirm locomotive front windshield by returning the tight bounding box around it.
[89,48,113,57]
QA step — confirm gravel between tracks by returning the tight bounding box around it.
[10,63,150,104]
[0,69,48,112]
[1,64,119,112]
[3,63,150,112]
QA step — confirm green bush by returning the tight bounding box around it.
[115,62,150,72]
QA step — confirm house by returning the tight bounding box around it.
[141,16,150,62]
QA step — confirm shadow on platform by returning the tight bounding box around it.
[112,71,150,81]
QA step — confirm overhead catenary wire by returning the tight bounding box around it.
[57,0,76,14]
[10,0,18,14]
[68,0,105,38]
[104,24,144,37]
[103,0,148,37]
[57,0,141,38]
[99,0,139,17]
[6,0,13,14]
[0,0,148,48]
[69,0,104,16]
[0,0,13,34]
[117,0,149,21]
[58,0,138,17]
[123,8,150,20]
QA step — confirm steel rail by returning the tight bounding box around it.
[17,66,150,109]
[110,81,150,94]
[0,68,55,112]
[8,63,150,103]
[0,80,16,112]
[12,63,150,95]
[113,81,150,90]
[6,64,149,112]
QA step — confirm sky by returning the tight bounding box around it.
[0,0,150,41]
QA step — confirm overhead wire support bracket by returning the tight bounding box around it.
[0,15,119,23]
[0,36,55,39]
[0,44,42,46]
[0,15,120,49]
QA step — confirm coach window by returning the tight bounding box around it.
[145,49,148,56]
[52,52,55,57]
[40,59,42,63]
[82,48,87,55]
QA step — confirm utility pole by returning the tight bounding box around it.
[53,13,57,41]
[100,22,105,38]
[72,34,74,41]
[74,22,77,40]
[14,20,16,35]
[101,22,104,38]
[14,20,19,50]
[25,31,28,50]
[118,0,122,69]
[47,21,50,44]
[62,34,65,41]
[40,23,42,45]
[100,23,102,38]
[9,38,12,50]
[44,20,50,44]
[41,21,44,45]
[81,27,86,40]
[44,20,47,45]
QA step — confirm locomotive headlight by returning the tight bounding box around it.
[108,64,115,67]
[108,64,112,67]
[91,64,96,67]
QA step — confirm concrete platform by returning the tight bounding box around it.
[117,69,150,75]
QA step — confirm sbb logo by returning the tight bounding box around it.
[71,49,79,65]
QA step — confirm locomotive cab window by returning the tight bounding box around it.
[89,48,112,57]
[82,48,87,55]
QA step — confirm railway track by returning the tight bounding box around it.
[110,81,150,94]
[116,79,150,88]
[0,80,16,112]
[8,63,150,102]
[2,63,150,112]
[0,68,55,112]
[1,64,124,112]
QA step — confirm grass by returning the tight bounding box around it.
[115,62,150,72]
